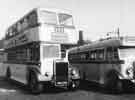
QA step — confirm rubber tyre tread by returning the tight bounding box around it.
[29,73,43,94]
[105,70,123,93]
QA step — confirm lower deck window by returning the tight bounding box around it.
[6,43,40,63]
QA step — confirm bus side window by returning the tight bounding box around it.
[113,48,119,60]
[89,50,96,60]
[106,47,118,61]
[86,51,89,60]
[69,53,79,61]
[97,49,104,60]
[8,28,13,38]
[106,47,113,61]
[75,53,79,60]
[31,47,40,62]
[68,54,72,60]
[80,51,89,61]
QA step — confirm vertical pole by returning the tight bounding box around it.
[117,28,120,39]
[78,30,84,45]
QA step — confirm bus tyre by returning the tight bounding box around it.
[29,73,43,94]
[115,79,123,93]
[6,67,11,80]
[105,70,123,93]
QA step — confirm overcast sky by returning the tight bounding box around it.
[0,0,135,40]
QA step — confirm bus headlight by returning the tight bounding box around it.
[71,69,79,77]
[71,70,77,75]
[45,72,50,77]
[126,67,133,78]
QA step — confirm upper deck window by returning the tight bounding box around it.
[39,11,57,24]
[58,13,74,26]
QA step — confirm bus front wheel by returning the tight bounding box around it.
[29,73,43,94]
[105,70,123,93]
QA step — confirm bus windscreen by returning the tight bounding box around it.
[43,45,60,58]
[119,48,135,60]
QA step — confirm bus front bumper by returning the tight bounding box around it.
[38,74,71,87]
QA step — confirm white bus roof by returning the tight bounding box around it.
[68,36,135,53]
[35,7,72,15]
[6,7,73,32]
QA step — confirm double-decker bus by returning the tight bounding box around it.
[68,36,135,92]
[3,8,80,94]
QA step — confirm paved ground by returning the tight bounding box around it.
[0,63,135,100]
[0,76,134,100]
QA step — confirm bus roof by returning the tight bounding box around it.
[35,7,72,15]
[69,36,135,53]
[6,7,72,32]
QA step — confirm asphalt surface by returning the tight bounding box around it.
[0,76,134,100]
[0,63,135,100]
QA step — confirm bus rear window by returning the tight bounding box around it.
[43,45,60,58]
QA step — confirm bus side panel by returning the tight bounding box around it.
[71,63,100,82]
[85,63,100,82]
[71,63,116,84]
[4,63,16,79]
[4,63,28,84]
[99,63,114,84]
[40,58,53,81]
